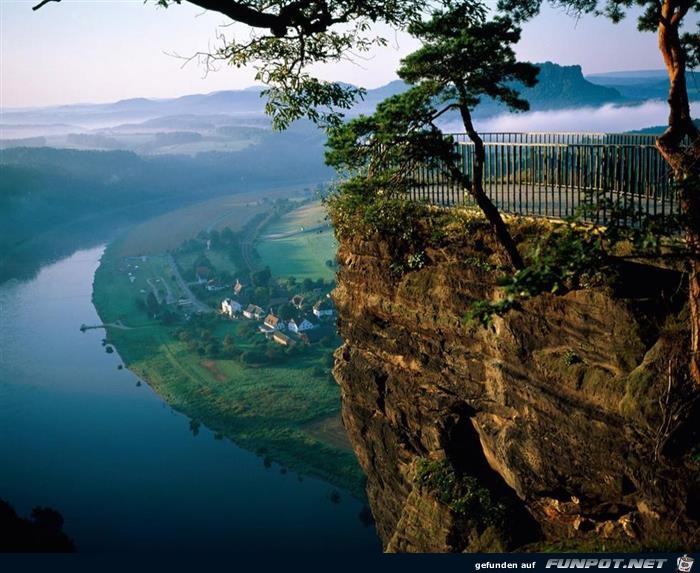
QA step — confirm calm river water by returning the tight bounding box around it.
[0,246,379,553]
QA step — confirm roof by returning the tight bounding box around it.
[272,332,295,345]
[264,314,280,326]
[245,304,263,313]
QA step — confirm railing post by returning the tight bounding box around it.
[601,145,608,225]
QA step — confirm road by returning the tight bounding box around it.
[166,254,215,314]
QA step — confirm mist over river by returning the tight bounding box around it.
[0,246,379,553]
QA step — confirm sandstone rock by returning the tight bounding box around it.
[333,219,699,552]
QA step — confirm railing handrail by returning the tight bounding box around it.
[446,131,663,138]
[404,131,679,229]
[455,141,663,149]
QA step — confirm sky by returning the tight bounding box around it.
[0,0,688,108]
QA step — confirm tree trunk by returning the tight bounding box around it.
[456,98,525,270]
[655,0,700,384]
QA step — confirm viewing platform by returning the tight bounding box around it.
[409,132,679,227]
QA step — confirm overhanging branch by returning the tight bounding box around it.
[32,0,61,11]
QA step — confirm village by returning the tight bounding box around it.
[220,291,336,348]
[113,215,339,365]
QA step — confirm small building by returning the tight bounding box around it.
[287,318,316,333]
[263,313,285,331]
[291,294,304,310]
[233,279,245,296]
[272,332,295,347]
[221,298,242,317]
[207,280,227,292]
[243,304,265,320]
[313,299,335,318]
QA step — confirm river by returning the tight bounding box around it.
[0,246,379,553]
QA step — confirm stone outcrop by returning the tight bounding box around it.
[332,216,699,552]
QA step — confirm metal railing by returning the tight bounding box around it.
[408,132,680,227]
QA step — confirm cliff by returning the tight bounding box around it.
[331,210,700,552]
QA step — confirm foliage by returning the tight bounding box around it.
[326,179,439,277]
[151,0,432,129]
[498,0,698,42]
[325,0,537,269]
[406,251,426,270]
[466,223,607,325]
[563,350,582,366]
[0,499,75,553]
[415,458,506,529]
[325,176,428,239]
[577,188,685,255]
[325,1,539,182]
[400,2,538,112]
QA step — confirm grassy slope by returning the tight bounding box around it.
[92,200,364,497]
[257,202,337,280]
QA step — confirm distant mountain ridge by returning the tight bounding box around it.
[586,68,700,101]
[2,62,692,156]
[1,62,625,128]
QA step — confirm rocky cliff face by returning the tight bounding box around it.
[332,215,699,552]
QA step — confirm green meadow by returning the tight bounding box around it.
[257,202,337,280]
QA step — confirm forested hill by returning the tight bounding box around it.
[0,125,332,283]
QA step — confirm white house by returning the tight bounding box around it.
[313,299,335,318]
[221,298,242,317]
[243,304,265,320]
[287,318,316,333]
[263,314,285,331]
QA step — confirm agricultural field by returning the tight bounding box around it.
[257,202,338,281]
[115,185,309,257]
[92,194,362,497]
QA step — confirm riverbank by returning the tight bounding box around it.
[92,197,366,499]
[0,246,378,552]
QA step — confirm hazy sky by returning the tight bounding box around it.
[0,0,685,108]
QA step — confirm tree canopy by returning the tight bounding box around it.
[156,0,431,128]
[327,0,538,269]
